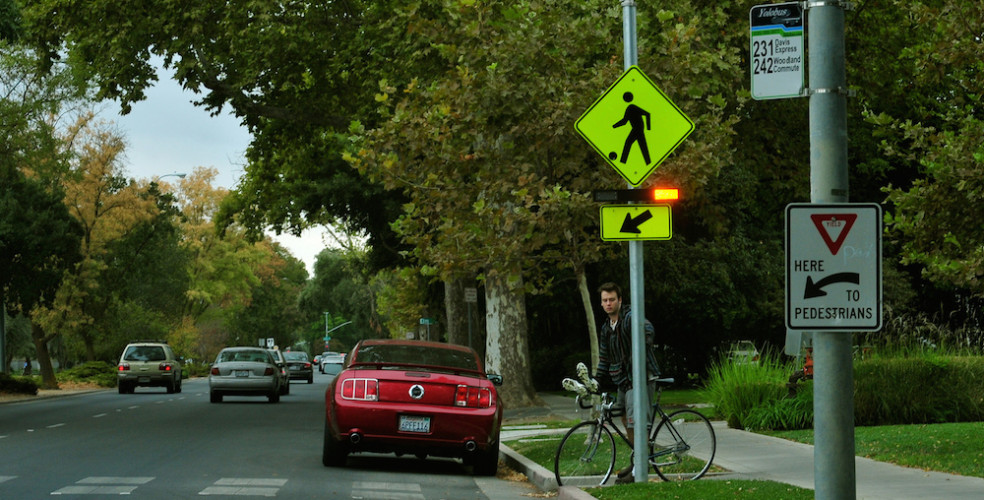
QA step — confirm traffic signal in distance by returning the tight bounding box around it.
[593,188,679,202]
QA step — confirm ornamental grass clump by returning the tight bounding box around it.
[702,350,795,430]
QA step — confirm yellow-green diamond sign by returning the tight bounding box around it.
[576,66,694,186]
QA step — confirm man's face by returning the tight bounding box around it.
[600,290,621,316]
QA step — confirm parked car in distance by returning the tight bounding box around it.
[117,341,183,394]
[322,339,504,476]
[268,348,290,395]
[320,352,346,376]
[727,340,761,365]
[209,347,282,403]
[283,350,314,383]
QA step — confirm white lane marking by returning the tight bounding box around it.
[214,478,287,487]
[0,475,16,483]
[52,485,138,494]
[199,478,287,496]
[47,423,66,428]
[77,477,154,484]
[51,476,153,495]
[93,413,107,418]
[352,482,424,500]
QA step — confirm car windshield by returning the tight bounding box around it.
[123,346,166,362]
[284,352,308,361]
[218,350,270,363]
[354,344,479,372]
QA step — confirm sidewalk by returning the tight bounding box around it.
[501,393,984,500]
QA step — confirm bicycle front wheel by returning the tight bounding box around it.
[650,409,716,481]
[554,421,617,487]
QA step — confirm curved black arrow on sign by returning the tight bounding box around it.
[620,210,653,234]
[804,272,860,299]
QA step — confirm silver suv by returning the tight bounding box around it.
[117,341,183,394]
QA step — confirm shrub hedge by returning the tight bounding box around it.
[705,354,984,430]
[0,372,39,395]
[854,355,984,425]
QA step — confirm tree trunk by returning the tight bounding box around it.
[30,321,59,390]
[576,268,600,373]
[444,278,468,347]
[484,269,540,408]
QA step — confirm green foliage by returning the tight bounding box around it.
[55,361,116,388]
[586,479,814,500]
[0,372,39,395]
[854,355,984,425]
[745,380,813,431]
[702,351,793,430]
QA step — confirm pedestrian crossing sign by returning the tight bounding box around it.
[575,66,694,186]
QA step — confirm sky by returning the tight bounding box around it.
[97,64,326,275]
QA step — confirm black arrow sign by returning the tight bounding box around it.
[804,272,860,299]
[620,210,653,233]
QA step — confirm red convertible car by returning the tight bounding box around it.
[322,339,504,475]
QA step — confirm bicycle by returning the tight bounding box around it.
[554,374,716,487]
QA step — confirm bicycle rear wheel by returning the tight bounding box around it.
[554,421,617,487]
[650,409,716,481]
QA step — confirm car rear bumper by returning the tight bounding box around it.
[328,401,501,455]
[209,377,278,394]
[118,372,176,386]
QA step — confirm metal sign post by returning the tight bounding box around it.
[807,2,857,499]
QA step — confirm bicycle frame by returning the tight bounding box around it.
[580,387,689,465]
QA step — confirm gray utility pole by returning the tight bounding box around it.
[809,2,855,499]
[621,0,649,485]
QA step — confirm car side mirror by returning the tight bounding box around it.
[486,373,503,386]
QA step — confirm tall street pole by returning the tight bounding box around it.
[809,2,855,499]
[621,0,649,484]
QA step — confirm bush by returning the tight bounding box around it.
[745,380,814,431]
[56,361,117,388]
[0,372,39,395]
[854,354,984,425]
[707,350,984,431]
[702,351,797,430]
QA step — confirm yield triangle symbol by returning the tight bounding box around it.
[810,213,857,255]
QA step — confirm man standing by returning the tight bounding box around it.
[594,282,660,483]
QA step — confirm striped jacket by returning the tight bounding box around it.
[595,304,660,390]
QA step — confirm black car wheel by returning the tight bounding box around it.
[322,421,348,467]
[472,438,500,476]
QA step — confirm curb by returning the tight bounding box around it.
[500,444,597,500]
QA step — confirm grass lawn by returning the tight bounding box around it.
[764,421,984,478]
[584,479,814,500]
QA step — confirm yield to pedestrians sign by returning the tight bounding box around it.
[599,204,672,241]
[785,203,882,331]
[575,66,694,186]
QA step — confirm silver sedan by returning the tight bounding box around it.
[209,347,282,403]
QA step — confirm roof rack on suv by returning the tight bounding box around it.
[131,339,168,344]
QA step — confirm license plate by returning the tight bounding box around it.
[235,370,250,377]
[138,377,150,383]
[398,415,431,433]
[289,365,299,370]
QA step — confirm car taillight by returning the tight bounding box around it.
[159,363,172,372]
[303,362,312,369]
[455,385,493,408]
[341,378,378,401]
[264,367,275,376]
[118,363,130,372]
[210,367,219,375]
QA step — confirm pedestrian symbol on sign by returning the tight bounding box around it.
[612,92,651,165]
